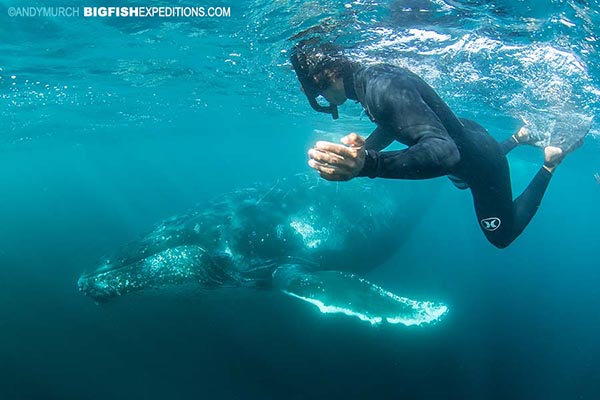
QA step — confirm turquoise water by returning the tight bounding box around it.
[1,0,599,398]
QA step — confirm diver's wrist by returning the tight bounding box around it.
[358,149,377,178]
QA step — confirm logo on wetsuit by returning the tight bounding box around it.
[480,217,501,231]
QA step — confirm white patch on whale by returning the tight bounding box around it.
[289,218,329,249]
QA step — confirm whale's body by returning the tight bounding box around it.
[78,174,447,326]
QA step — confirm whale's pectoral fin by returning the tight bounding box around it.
[272,265,448,326]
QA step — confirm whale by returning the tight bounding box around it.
[78,174,448,326]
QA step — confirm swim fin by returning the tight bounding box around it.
[549,115,592,150]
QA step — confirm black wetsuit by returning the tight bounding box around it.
[347,64,551,248]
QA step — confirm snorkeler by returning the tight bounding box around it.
[291,41,588,248]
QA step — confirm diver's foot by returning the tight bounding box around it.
[512,126,536,145]
[543,146,563,173]
[543,136,585,173]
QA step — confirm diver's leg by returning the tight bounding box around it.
[474,133,587,247]
[510,167,552,237]
[510,137,586,231]
[462,121,554,248]
[469,158,517,249]
[463,124,535,248]
[499,136,519,155]
[470,149,552,248]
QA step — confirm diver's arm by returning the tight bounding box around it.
[359,84,459,179]
[364,127,394,151]
[360,135,459,179]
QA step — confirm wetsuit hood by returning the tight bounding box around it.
[342,63,361,101]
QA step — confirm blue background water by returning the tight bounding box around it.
[1,0,599,398]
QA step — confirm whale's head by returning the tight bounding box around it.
[77,245,223,303]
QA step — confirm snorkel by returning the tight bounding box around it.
[290,47,339,120]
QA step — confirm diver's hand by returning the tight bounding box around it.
[308,133,366,181]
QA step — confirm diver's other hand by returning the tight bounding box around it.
[308,133,366,181]
[340,132,366,148]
